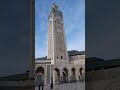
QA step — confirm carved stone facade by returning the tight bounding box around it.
[35,55,85,85]
[35,4,85,85]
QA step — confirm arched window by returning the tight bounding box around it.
[36,66,44,75]
[55,19,61,25]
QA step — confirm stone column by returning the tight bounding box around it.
[50,68,53,84]
[60,69,63,83]
[53,70,56,84]
[75,69,79,82]
[83,69,85,82]
[80,68,85,82]
[69,69,72,83]
[44,66,47,85]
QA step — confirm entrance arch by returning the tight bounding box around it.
[62,68,69,83]
[36,66,44,85]
[53,68,60,84]
[79,67,84,82]
[71,68,76,82]
[79,68,84,76]
[35,73,44,86]
[36,66,44,75]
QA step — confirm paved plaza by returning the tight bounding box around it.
[35,82,85,90]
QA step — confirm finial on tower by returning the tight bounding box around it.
[52,3,59,10]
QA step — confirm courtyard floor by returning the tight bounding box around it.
[35,82,85,90]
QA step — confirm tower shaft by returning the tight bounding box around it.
[47,4,69,64]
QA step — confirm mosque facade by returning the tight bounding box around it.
[35,4,85,85]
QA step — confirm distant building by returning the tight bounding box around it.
[35,4,85,85]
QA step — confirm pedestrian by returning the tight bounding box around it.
[50,82,53,89]
[41,81,44,90]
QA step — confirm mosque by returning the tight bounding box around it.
[35,3,85,85]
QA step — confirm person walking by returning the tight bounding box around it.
[41,81,44,90]
[50,82,53,89]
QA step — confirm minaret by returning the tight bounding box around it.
[47,4,69,64]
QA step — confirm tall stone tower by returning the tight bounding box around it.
[47,4,69,64]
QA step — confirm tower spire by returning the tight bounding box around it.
[52,3,59,10]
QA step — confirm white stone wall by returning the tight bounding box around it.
[69,55,85,65]
[35,61,85,85]
[35,53,85,85]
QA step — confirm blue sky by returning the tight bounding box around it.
[35,0,85,58]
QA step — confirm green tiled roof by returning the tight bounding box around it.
[35,56,47,60]
[35,50,85,60]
